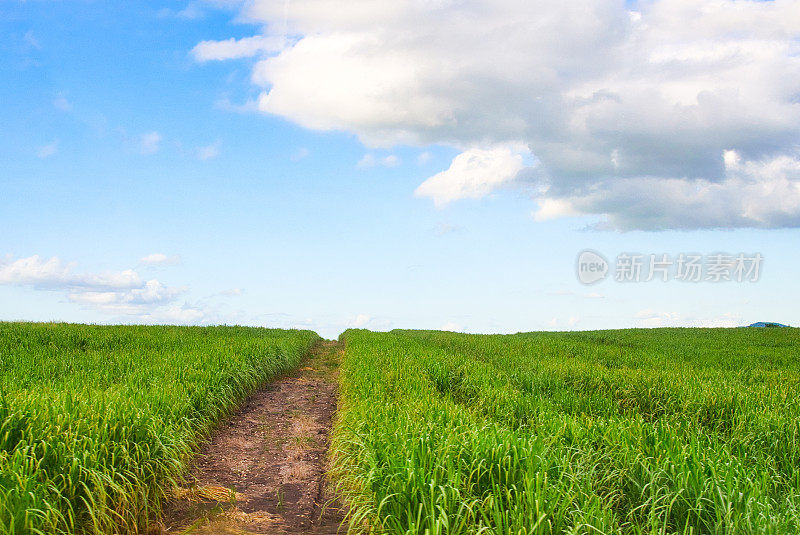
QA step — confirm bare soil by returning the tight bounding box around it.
[152,340,346,534]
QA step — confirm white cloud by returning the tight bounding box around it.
[67,280,183,311]
[415,146,525,207]
[146,304,207,324]
[0,255,141,290]
[158,1,237,21]
[352,314,372,328]
[356,154,376,168]
[534,151,800,230]
[0,254,258,326]
[37,141,59,159]
[214,97,260,114]
[175,3,205,20]
[0,254,187,317]
[635,310,742,328]
[417,151,432,165]
[200,0,800,230]
[346,313,393,331]
[140,131,162,155]
[139,253,181,266]
[198,141,221,160]
[383,154,400,167]
[547,316,581,330]
[441,321,462,332]
[349,314,371,328]
[357,153,401,168]
[192,35,286,62]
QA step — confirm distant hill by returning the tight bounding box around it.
[747,322,790,328]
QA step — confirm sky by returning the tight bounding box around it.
[2,0,800,339]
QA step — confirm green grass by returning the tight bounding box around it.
[0,322,319,534]
[331,328,800,534]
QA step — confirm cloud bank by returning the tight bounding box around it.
[0,255,187,318]
[197,0,800,230]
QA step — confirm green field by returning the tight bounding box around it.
[3,323,799,534]
[331,328,800,534]
[0,322,319,534]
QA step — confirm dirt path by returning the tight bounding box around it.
[154,340,346,534]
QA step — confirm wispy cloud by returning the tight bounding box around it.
[291,147,310,162]
[157,2,210,21]
[37,140,59,159]
[357,153,400,169]
[548,316,581,330]
[635,310,742,328]
[23,31,40,50]
[139,131,162,155]
[217,288,243,296]
[434,223,461,236]
[198,141,221,160]
[192,35,286,62]
[53,94,72,112]
[139,253,181,267]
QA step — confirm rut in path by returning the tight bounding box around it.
[155,340,346,534]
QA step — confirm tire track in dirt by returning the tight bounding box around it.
[153,340,346,534]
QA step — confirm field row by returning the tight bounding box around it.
[0,323,319,534]
[330,328,800,534]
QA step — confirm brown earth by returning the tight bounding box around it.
[151,340,346,534]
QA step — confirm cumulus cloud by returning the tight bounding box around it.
[67,280,183,311]
[140,131,162,154]
[535,151,800,230]
[0,255,141,291]
[0,254,185,316]
[197,0,800,230]
[415,146,525,206]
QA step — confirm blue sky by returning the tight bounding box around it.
[2,1,800,338]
